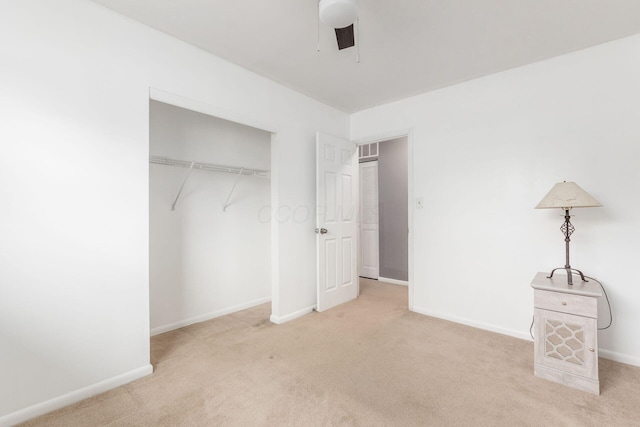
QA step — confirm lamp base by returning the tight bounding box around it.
[547,267,588,286]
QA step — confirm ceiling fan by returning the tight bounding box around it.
[318,0,358,51]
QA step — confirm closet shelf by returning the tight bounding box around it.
[149,155,269,177]
[150,155,268,212]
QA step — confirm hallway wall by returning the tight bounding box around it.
[378,137,409,281]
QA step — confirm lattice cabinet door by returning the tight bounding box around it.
[534,308,598,381]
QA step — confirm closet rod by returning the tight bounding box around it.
[149,155,269,177]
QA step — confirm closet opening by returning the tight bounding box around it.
[148,100,272,337]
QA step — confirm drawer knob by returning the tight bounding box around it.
[561,302,567,306]
[589,348,595,352]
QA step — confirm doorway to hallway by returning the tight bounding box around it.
[358,137,409,287]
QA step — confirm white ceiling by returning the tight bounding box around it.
[91,0,640,113]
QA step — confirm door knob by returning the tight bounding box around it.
[315,228,328,235]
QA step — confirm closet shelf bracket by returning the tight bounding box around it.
[223,168,244,212]
[171,161,195,211]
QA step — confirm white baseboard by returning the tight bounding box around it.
[412,306,640,368]
[599,349,640,367]
[378,277,408,286]
[0,364,153,427]
[270,305,315,325]
[150,297,271,336]
[412,305,532,342]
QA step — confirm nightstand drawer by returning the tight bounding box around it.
[534,289,597,318]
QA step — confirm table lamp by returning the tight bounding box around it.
[535,181,602,285]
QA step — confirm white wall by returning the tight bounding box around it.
[149,101,271,334]
[0,0,348,423]
[351,34,640,365]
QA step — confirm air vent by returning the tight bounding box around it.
[335,24,355,50]
[359,142,378,162]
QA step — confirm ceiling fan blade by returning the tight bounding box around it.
[335,24,355,50]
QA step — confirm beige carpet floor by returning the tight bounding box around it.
[21,279,640,426]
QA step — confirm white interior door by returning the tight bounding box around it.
[316,132,358,312]
[359,161,379,279]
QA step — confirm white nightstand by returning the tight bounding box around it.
[530,272,602,395]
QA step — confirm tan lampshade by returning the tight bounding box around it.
[535,181,602,209]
